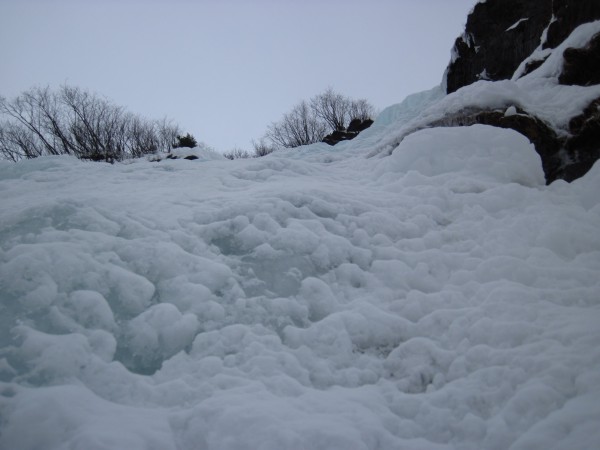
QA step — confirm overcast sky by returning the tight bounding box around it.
[0,0,476,152]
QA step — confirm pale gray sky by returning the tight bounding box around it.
[0,0,476,151]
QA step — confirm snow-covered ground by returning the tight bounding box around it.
[1,22,600,450]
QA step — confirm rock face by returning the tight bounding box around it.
[446,0,600,93]
[559,32,600,86]
[445,0,552,94]
[545,0,600,49]
[439,0,600,183]
[564,97,600,181]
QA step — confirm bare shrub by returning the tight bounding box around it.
[261,88,375,149]
[0,85,183,162]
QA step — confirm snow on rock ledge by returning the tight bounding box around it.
[379,19,600,183]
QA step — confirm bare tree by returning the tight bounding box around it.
[60,85,121,161]
[0,88,63,156]
[266,100,328,148]
[0,85,185,162]
[311,88,375,131]
[348,98,376,122]
[223,147,252,160]
[261,88,375,150]
[22,87,75,156]
[310,87,351,131]
[0,121,44,160]
[252,138,275,157]
[126,115,157,158]
[155,117,181,153]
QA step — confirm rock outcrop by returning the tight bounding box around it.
[446,0,600,93]
[559,32,600,86]
[322,119,373,146]
[563,97,600,181]
[445,0,552,94]
[438,0,600,183]
[544,0,600,49]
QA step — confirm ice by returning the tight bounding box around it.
[0,385,177,450]
[64,290,116,330]
[124,303,199,372]
[2,23,600,450]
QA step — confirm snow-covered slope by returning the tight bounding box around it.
[1,84,600,448]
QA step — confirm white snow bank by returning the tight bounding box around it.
[377,125,544,186]
[1,116,599,449]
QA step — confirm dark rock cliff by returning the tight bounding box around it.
[559,31,600,86]
[438,0,600,183]
[446,0,552,94]
[545,0,600,49]
[446,0,600,93]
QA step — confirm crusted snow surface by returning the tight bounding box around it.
[1,111,599,449]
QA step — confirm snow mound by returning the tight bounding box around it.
[378,125,544,186]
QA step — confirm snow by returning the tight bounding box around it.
[506,18,529,32]
[1,23,600,450]
[150,143,226,162]
[477,69,490,80]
